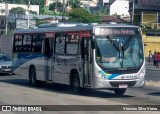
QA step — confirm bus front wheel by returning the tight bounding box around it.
[29,67,37,86]
[71,74,80,94]
[114,88,126,95]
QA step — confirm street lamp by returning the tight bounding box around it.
[62,0,66,22]
[131,0,135,25]
[5,1,8,34]
[1,0,8,34]
[27,0,30,29]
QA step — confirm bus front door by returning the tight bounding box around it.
[82,38,91,86]
[44,38,53,81]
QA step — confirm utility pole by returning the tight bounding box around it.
[5,0,8,34]
[62,0,66,22]
[27,0,30,29]
[131,0,135,25]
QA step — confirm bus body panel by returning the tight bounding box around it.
[52,55,81,85]
[91,62,145,88]
[13,53,46,81]
[12,24,146,90]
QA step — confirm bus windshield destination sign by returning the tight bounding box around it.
[95,27,139,36]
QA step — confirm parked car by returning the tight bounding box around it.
[0,54,12,74]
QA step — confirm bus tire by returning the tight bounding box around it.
[114,88,126,95]
[29,67,38,86]
[71,73,80,94]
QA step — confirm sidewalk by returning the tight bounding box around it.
[146,64,160,71]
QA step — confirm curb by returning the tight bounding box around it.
[146,68,160,71]
[145,80,160,87]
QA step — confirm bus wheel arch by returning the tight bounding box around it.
[29,65,37,86]
[70,69,80,94]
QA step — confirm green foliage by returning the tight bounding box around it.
[49,2,63,11]
[42,6,62,15]
[10,7,26,14]
[97,7,109,15]
[68,8,100,23]
[68,0,81,8]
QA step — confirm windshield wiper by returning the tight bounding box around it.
[106,36,121,58]
[123,36,132,50]
[106,36,120,51]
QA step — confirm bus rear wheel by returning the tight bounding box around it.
[114,88,126,95]
[29,67,38,86]
[71,74,80,94]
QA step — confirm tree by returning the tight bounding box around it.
[49,1,63,11]
[68,8,100,23]
[10,7,26,14]
[97,7,109,15]
[68,0,81,8]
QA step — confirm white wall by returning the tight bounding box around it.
[110,0,129,16]
[81,0,98,7]
[0,3,39,15]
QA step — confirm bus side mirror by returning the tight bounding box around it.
[91,39,95,49]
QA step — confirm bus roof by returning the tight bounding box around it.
[14,23,140,34]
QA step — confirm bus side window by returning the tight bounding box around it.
[55,34,65,55]
[23,35,32,52]
[66,33,79,55]
[32,34,42,53]
[13,35,23,52]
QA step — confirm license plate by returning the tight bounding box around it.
[4,69,11,71]
[119,84,128,88]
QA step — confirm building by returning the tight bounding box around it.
[85,0,115,15]
[0,3,39,32]
[110,0,129,16]
[129,0,160,26]
[0,3,39,15]
[100,15,121,23]
[129,0,160,57]
[81,0,98,7]
[46,0,98,7]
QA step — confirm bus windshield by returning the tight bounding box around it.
[95,35,144,69]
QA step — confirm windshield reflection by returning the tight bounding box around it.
[95,36,143,69]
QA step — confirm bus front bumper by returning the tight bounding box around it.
[91,77,145,89]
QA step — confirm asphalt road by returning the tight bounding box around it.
[0,74,160,114]
[145,70,160,82]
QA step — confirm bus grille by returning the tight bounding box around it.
[109,81,136,87]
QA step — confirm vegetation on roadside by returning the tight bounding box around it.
[67,8,100,23]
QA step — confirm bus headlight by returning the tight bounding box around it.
[95,69,106,79]
[95,69,103,78]
[138,70,145,79]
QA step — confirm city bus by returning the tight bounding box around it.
[13,23,146,95]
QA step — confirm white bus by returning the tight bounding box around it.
[13,23,145,95]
